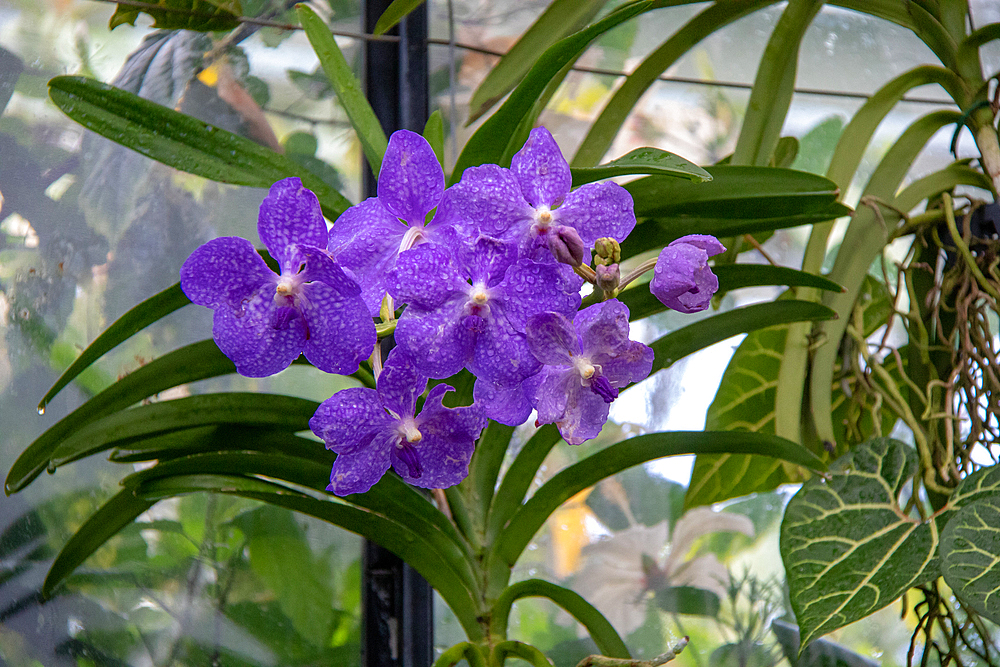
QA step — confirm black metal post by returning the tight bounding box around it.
[360,1,433,666]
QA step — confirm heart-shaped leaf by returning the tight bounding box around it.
[781,438,939,649]
[940,495,1000,624]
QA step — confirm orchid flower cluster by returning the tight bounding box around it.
[180,127,724,497]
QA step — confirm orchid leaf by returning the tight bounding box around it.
[781,438,939,649]
[109,0,242,31]
[47,76,351,218]
[373,0,425,35]
[571,147,711,186]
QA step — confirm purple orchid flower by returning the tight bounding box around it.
[524,300,653,445]
[387,235,581,389]
[310,348,486,496]
[327,130,456,315]
[650,235,726,314]
[180,178,375,377]
[435,127,635,262]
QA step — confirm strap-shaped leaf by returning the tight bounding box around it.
[42,489,156,598]
[485,424,562,546]
[626,166,842,218]
[781,438,940,650]
[109,426,322,463]
[373,0,425,35]
[48,393,319,469]
[940,495,1000,624]
[619,266,843,323]
[38,283,190,413]
[122,449,479,590]
[298,4,388,174]
[730,0,823,167]
[494,430,823,568]
[47,76,352,219]
[7,340,234,494]
[466,0,609,124]
[452,0,662,182]
[573,0,775,168]
[810,109,962,444]
[648,300,836,375]
[109,0,242,31]
[461,422,516,544]
[490,579,630,659]
[134,474,485,640]
[571,147,711,186]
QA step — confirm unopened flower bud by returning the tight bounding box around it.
[595,263,620,294]
[547,225,585,267]
[594,237,620,266]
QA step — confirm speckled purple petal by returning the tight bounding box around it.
[377,348,428,418]
[557,388,612,445]
[555,181,635,244]
[258,178,328,262]
[524,367,573,425]
[394,300,475,379]
[525,311,578,366]
[298,280,376,375]
[433,164,533,239]
[328,430,396,496]
[474,376,533,426]
[389,243,468,310]
[650,241,721,314]
[672,234,726,255]
[378,130,444,226]
[395,387,485,489]
[211,296,304,377]
[310,387,391,455]
[596,340,654,388]
[328,197,409,315]
[291,244,362,297]
[469,311,538,384]
[575,300,631,359]
[499,260,581,330]
[180,237,273,310]
[461,235,518,287]
[511,127,571,208]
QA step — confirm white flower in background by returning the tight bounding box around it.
[569,507,754,636]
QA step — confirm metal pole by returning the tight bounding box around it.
[360,1,433,666]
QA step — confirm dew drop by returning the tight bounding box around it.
[37,404,46,415]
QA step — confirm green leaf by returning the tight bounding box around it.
[6,340,235,494]
[731,0,823,167]
[452,0,662,181]
[495,430,823,568]
[894,162,993,213]
[688,325,802,508]
[466,0,608,124]
[572,0,775,168]
[654,586,721,617]
[423,109,445,167]
[771,136,799,168]
[781,438,939,649]
[810,109,962,444]
[648,300,837,375]
[373,0,425,35]
[490,579,630,659]
[625,166,842,219]
[233,505,334,640]
[940,496,1000,624]
[940,496,1000,625]
[43,489,156,598]
[571,147,711,186]
[109,0,242,31]
[48,393,320,469]
[38,283,190,413]
[298,4,389,174]
[47,76,352,219]
[132,473,485,640]
[771,619,880,667]
[486,424,562,544]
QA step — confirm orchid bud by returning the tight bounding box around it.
[595,263,620,295]
[547,225,585,267]
[650,235,725,313]
[594,237,620,266]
